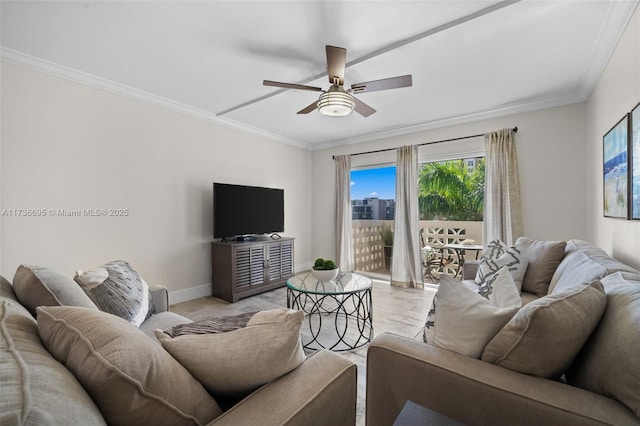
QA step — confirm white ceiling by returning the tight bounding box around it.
[1,1,638,150]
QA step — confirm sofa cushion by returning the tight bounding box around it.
[74,260,155,327]
[482,280,606,379]
[548,249,607,295]
[549,240,640,294]
[139,311,192,343]
[13,265,98,317]
[0,276,18,302]
[36,306,222,426]
[0,301,106,425]
[515,237,566,296]
[475,243,528,291]
[567,272,640,417]
[423,269,521,358]
[155,309,306,397]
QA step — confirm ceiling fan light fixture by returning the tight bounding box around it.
[317,91,355,117]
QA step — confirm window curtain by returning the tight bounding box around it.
[483,128,522,246]
[391,145,423,289]
[334,155,355,272]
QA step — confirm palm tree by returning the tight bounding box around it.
[418,159,485,221]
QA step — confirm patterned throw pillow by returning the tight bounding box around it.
[74,260,155,327]
[423,268,522,358]
[481,239,508,260]
[475,241,528,292]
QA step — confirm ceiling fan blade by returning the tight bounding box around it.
[351,75,413,93]
[353,97,376,117]
[297,100,319,115]
[326,45,347,85]
[263,80,323,92]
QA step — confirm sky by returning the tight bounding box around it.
[350,166,396,200]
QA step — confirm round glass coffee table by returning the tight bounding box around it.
[286,271,373,351]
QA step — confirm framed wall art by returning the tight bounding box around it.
[632,102,640,220]
[603,115,629,219]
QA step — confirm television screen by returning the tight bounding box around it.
[213,183,284,239]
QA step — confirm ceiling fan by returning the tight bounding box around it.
[263,45,412,118]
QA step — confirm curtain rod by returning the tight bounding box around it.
[333,126,518,159]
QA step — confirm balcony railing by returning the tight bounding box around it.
[352,219,483,280]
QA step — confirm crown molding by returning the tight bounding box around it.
[0,47,309,150]
[311,91,588,151]
[576,0,639,101]
[0,46,590,154]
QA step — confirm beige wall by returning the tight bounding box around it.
[311,102,588,260]
[586,6,640,269]
[0,62,312,302]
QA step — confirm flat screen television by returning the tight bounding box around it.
[213,183,284,239]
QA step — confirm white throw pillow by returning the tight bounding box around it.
[475,244,528,292]
[481,239,508,260]
[155,308,306,397]
[74,260,154,327]
[424,267,522,358]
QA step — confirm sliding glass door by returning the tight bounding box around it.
[419,157,485,281]
[348,156,485,282]
[350,166,395,276]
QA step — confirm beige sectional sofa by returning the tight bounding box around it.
[1,266,357,425]
[367,239,640,426]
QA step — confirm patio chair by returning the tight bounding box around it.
[420,228,452,282]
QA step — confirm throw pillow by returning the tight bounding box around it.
[155,308,306,397]
[475,245,528,292]
[515,237,566,296]
[36,306,222,426]
[0,301,105,425]
[481,280,606,379]
[12,265,98,317]
[481,239,508,260]
[567,272,640,417]
[423,268,522,358]
[74,260,154,327]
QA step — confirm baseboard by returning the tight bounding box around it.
[169,263,310,305]
[168,284,211,305]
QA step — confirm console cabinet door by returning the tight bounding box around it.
[234,244,266,289]
[266,240,294,283]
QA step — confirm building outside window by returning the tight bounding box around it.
[350,166,396,220]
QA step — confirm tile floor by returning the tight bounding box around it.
[171,279,437,426]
